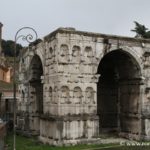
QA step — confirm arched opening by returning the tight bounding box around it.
[97,50,142,138]
[29,55,43,115]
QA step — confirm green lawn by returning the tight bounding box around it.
[5,134,119,150]
[5,134,150,150]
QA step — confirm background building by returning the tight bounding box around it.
[0,22,18,122]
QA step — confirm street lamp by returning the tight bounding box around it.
[13,27,37,150]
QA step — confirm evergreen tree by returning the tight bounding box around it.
[131,21,150,38]
[1,39,23,56]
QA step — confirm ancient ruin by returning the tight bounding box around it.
[18,27,150,145]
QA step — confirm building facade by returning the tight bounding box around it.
[0,23,11,83]
[18,27,150,145]
[0,23,16,121]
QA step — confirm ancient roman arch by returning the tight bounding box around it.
[97,49,143,139]
[18,28,150,145]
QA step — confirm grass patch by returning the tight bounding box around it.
[5,133,119,150]
[5,133,150,150]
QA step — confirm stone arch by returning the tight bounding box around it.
[72,45,81,63]
[108,46,143,74]
[84,46,93,63]
[29,54,43,114]
[96,47,143,76]
[28,54,44,133]
[121,46,142,66]
[29,55,43,82]
[59,44,69,63]
[60,86,70,104]
[97,49,142,139]
[85,87,95,104]
[33,45,44,70]
[73,87,82,104]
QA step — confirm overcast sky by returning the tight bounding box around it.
[1,0,150,44]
